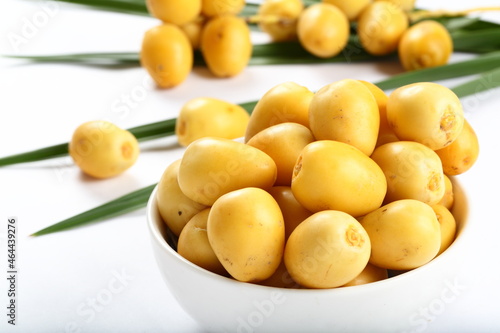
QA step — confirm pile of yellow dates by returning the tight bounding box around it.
[156,79,479,289]
[258,0,453,71]
[140,0,454,88]
[141,0,251,88]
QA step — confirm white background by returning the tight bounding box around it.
[1,0,500,332]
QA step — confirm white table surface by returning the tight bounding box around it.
[1,0,500,332]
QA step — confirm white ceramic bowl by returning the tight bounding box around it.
[147,179,469,333]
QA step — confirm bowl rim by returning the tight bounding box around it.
[147,177,469,294]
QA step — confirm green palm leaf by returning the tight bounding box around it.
[31,184,157,236]
[2,51,500,168]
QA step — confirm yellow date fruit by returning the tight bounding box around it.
[201,15,252,77]
[207,187,285,282]
[146,0,201,25]
[140,24,193,88]
[371,141,446,205]
[322,0,370,21]
[180,17,206,50]
[267,186,312,240]
[358,2,409,55]
[374,0,416,12]
[178,208,227,275]
[435,120,479,175]
[175,97,250,147]
[297,3,350,58]
[246,122,315,186]
[156,160,207,236]
[258,0,304,42]
[309,79,380,155]
[438,175,454,210]
[358,80,399,147]
[201,0,245,17]
[387,82,464,150]
[245,81,314,142]
[399,20,453,71]
[69,120,139,179]
[292,140,387,217]
[178,137,277,206]
[284,210,371,289]
[431,204,457,256]
[361,199,441,270]
[259,260,301,289]
[342,263,388,287]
